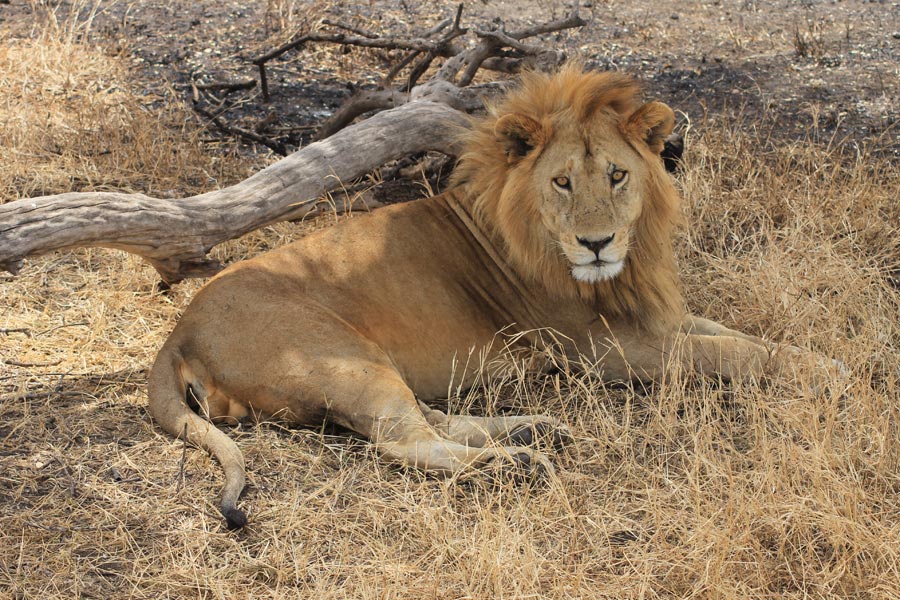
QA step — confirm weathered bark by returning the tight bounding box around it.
[0,101,468,283]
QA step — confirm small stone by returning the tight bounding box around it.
[671,13,680,19]
[892,32,900,39]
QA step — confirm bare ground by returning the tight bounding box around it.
[1,1,900,598]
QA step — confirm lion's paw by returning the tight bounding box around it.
[506,418,574,452]
[485,448,555,484]
[771,345,850,395]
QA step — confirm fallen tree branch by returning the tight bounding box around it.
[3,358,63,368]
[320,18,381,39]
[313,88,410,141]
[252,19,468,101]
[0,102,468,283]
[191,79,257,94]
[451,11,587,87]
[1,9,591,286]
[307,8,582,139]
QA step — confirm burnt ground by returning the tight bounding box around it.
[1,0,898,159]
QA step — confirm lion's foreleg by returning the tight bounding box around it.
[677,333,772,381]
[589,322,772,383]
[417,401,572,450]
[682,314,769,347]
[680,314,847,389]
[354,389,554,477]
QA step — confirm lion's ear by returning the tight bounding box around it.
[624,102,675,154]
[494,113,548,161]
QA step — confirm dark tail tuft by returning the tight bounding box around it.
[223,506,248,530]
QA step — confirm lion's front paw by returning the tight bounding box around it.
[770,345,849,395]
[485,448,556,483]
[506,418,574,452]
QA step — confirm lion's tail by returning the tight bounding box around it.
[147,341,247,529]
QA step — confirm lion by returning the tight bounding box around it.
[148,65,836,528]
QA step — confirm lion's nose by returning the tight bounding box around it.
[577,234,615,256]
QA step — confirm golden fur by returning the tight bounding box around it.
[148,65,839,528]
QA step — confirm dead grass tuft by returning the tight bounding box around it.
[0,28,260,201]
[3,7,900,600]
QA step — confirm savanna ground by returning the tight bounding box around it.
[1,0,899,598]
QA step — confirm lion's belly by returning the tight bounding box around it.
[390,337,497,400]
[352,306,508,400]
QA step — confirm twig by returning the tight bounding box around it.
[321,18,379,39]
[425,16,453,37]
[272,31,441,55]
[254,34,310,101]
[177,423,188,491]
[508,10,589,40]
[192,79,257,94]
[383,49,422,86]
[0,389,90,403]
[257,61,270,101]
[473,28,544,55]
[451,3,464,31]
[253,34,311,66]
[35,321,89,337]
[0,328,31,337]
[3,358,63,368]
[193,103,288,155]
[406,52,436,90]
[25,520,69,534]
[0,367,146,388]
[313,88,410,141]
[51,451,77,498]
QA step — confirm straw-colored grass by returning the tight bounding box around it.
[2,9,900,600]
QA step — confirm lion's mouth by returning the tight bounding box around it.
[571,259,625,283]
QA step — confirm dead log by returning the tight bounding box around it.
[0,102,468,283]
[0,8,588,284]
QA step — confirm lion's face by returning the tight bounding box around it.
[532,117,646,283]
[492,99,675,285]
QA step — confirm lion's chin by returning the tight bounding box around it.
[571,260,624,283]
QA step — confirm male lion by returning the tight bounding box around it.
[149,65,833,528]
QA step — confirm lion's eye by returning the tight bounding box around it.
[610,169,628,185]
[553,175,571,190]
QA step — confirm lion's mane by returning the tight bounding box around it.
[452,65,685,334]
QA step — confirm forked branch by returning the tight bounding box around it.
[0,103,468,283]
[308,7,585,140]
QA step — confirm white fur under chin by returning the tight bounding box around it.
[571,260,625,282]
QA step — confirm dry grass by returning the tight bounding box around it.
[0,3,260,201]
[3,6,900,600]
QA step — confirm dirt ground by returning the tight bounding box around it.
[2,1,900,599]
[2,0,897,155]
